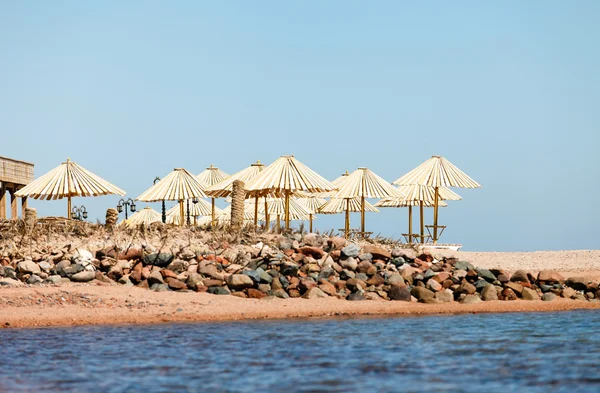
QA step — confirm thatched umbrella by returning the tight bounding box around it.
[14,158,125,218]
[319,197,379,237]
[136,168,207,226]
[297,195,327,232]
[120,206,162,227]
[205,160,265,227]
[393,156,481,243]
[244,155,336,230]
[165,198,219,225]
[254,197,311,231]
[330,167,403,237]
[197,164,229,226]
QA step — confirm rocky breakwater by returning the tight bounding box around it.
[1,233,599,304]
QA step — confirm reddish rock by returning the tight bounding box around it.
[328,236,346,250]
[427,279,443,292]
[318,280,338,296]
[366,274,385,286]
[165,277,187,290]
[247,288,267,299]
[433,272,451,283]
[203,279,224,287]
[335,280,347,290]
[287,276,300,290]
[284,249,294,257]
[505,282,524,296]
[161,269,178,279]
[457,281,476,295]
[141,266,151,280]
[330,250,341,261]
[357,261,374,274]
[299,277,317,291]
[118,245,143,261]
[388,285,411,301]
[510,270,530,283]
[195,284,208,293]
[501,287,518,300]
[129,270,142,284]
[288,289,302,298]
[298,246,325,259]
[497,274,510,284]
[346,278,367,292]
[362,245,391,260]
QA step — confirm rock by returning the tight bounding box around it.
[426,279,443,292]
[165,277,187,290]
[411,286,435,301]
[562,287,576,298]
[119,245,143,261]
[341,244,361,258]
[461,294,482,304]
[455,261,474,271]
[299,246,325,259]
[521,287,540,300]
[392,248,416,260]
[362,245,391,260]
[387,273,405,286]
[45,275,67,285]
[27,275,43,285]
[481,284,499,301]
[537,270,565,284]
[151,283,170,292]
[327,236,346,251]
[247,288,267,299]
[199,263,224,281]
[497,273,510,284]
[347,292,366,301]
[367,274,385,286]
[346,278,366,292]
[299,277,317,291]
[357,261,374,274]
[165,259,188,274]
[226,274,254,290]
[147,270,164,286]
[505,282,523,296]
[318,281,338,296]
[457,281,476,295]
[303,233,324,247]
[186,273,204,290]
[358,253,373,261]
[476,268,496,282]
[340,257,358,271]
[434,289,454,303]
[280,262,300,276]
[0,278,24,287]
[272,289,290,299]
[243,269,262,284]
[38,261,52,272]
[143,253,174,267]
[510,270,530,283]
[303,287,328,299]
[565,277,589,291]
[501,288,518,301]
[70,271,96,282]
[388,285,411,301]
[17,260,41,275]
[541,292,557,302]
[207,286,231,295]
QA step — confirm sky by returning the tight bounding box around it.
[1,1,599,251]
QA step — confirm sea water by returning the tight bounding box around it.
[1,310,599,393]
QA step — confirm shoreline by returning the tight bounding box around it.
[2,285,599,329]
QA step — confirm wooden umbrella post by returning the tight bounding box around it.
[284,191,290,230]
[420,201,425,244]
[433,187,439,244]
[68,195,72,219]
[345,199,350,239]
[360,196,365,234]
[211,198,216,227]
[254,195,259,229]
[309,214,313,233]
[264,198,270,231]
[276,214,281,232]
[408,205,413,242]
[179,200,184,227]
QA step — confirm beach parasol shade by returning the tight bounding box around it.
[244,155,336,230]
[197,164,230,226]
[329,167,404,236]
[165,198,220,225]
[14,158,125,218]
[121,206,162,227]
[136,168,207,226]
[319,170,351,198]
[393,156,481,243]
[297,195,327,233]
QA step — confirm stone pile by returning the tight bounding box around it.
[1,232,599,303]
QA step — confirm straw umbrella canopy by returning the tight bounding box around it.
[197,164,230,226]
[375,195,449,243]
[329,167,404,237]
[205,160,265,227]
[14,158,125,218]
[393,156,481,243]
[297,195,327,232]
[136,168,207,226]
[319,170,350,198]
[121,206,162,227]
[244,155,336,230]
[165,198,219,225]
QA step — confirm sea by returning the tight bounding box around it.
[0,310,599,393]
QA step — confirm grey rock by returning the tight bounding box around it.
[38,261,52,272]
[271,289,290,299]
[281,262,300,276]
[358,253,373,261]
[461,294,482,304]
[390,257,406,267]
[62,264,84,277]
[347,292,366,301]
[411,286,435,301]
[143,253,174,267]
[207,286,231,295]
[199,263,224,280]
[522,287,540,300]
[17,260,41,275]
[542,293,557,302]
[302,233,324,247]
[455,261,474,271]
[243,269,262,284]
[565,277,590,291]
[54,260,71,277]
[27,274,43,285]
[481,284,498,301]
[477,268,496,282]
[71,271,96,282]
[474,279,489,291]
[151,283,170,292]
[166,259,188,274]
[387,273,405,286]
[388,285,411,301]
[340,257,358,271]
[341,244,361,258]
[434,289,454,303]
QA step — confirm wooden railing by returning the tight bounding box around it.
[0,156,34,185]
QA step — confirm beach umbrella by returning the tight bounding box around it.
[329,167,404,238]
[165,198,219,225]
[244,155,336,230]
[256,197,312,231]
[297,195,327,232]
[319,170,350,198]
[393,156,481,243]
[375,193,450,243]
[14,158,125,218]
[197,164,230,226]
[136,168,207,226]
[319,197,379,237]
[205,160,265,227]
[121,206,162,227]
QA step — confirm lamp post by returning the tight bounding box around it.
[117,198,136,219]
[154,177,166,223]
[71,205,88,221]
[187,198,199,226]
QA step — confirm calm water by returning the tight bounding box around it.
[1,311,599,393]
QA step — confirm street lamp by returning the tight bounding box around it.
[117,198,136,219]
[187,198,199,226]
[71,205,88,221]
[154,176,166,223]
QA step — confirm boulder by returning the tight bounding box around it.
[327,236,346,251]
[505,282,524,296]
[565,277,590,291]
[340,257,358,271]
[411,286,435,301]
[147,270,164,286]
[541,293,557,302]
[366,274,385,286]
[341,244,361,258]
[17,260,41,275]
[476,268,496,282]
[207,286,231,295]
[298,246,325,259]
[501,288,518,301]
[457,281,476,295]
[347,292,366,301]
[455,261,474,271]
[388,285,411,301]
[537,270,565,284]
[247,288,267,299]
[70,271,96,282]
[426,279,443,292]
[165,277,187,290]
[361,245,391,260]
[318,281,338,297]
[27,275,43,285]
[357,261,374,274]
[186,273,204,290]
[143,253,174,267]
[510,270,530,283]
[434,289,454,303]
[272,289,290,299]
[522,287,540,301]
[461,294,482,304]
[226,274,254,290]
[303,287,328,299]
[346,278,366,292]
[481,284,499,301]
[303,233,324,247]
[562,287,576,299]
[387,273,405,286]
[199,263,224,281]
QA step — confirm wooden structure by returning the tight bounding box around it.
[0,155,34,220]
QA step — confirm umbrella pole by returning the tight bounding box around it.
[211,198,216,227]
[179,200,184,227]
[345,199,350,239]
[433,187,439,244]
[276,214,281,232]
[360,196,365,235]
[309,214,313,233]
[264,198,270,231]
[67,196,71,219]
[408,205,413,243]
[254,195,259,229]
[420,201,425,243]
[284,192,290,231]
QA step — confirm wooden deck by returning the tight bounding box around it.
[0,155,35,219]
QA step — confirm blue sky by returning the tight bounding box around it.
[1,1,599,251]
